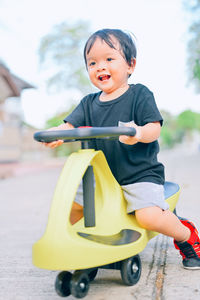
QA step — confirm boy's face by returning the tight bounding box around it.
[86,37,135,97]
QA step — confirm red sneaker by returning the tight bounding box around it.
[174,218,200,269]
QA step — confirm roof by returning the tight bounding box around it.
[0,63,35,102]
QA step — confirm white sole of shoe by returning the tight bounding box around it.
[183,266,200,270]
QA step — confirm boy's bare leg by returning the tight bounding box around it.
[70,202,83,225]
[135,207,191,242]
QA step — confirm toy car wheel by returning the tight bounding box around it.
[88,268,98,281]
[55,271,72,297]
[120,255,141,286]
[70,271,90,298]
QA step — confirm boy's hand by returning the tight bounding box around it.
[42,123,74,148]
[119,121,141,145]
[43,139,64,149]
[119,121,161,145]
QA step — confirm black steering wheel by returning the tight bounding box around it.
[33,126,136,143]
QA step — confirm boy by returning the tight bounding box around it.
[44,28,200,269]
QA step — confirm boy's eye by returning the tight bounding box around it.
[107,58,113,61]
[89,61,96,66]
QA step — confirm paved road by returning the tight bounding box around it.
[0,151,200,300]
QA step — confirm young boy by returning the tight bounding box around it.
[44,28,200,269]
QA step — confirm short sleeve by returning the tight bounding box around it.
[63,99,86,127]
[134,87,163,126]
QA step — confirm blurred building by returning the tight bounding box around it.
[0,62,35,162]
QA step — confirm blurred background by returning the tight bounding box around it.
[0,0,200,170]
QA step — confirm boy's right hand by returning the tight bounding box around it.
[42,123,74,148]
[43,139,64,149]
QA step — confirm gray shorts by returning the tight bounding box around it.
[121,182,169,213]
[74,181,169,213]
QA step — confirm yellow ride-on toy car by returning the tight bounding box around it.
[33,127,180,298]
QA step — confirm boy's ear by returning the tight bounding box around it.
[128,58,136,75]
[132,58,136,68]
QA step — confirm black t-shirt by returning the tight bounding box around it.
[64,84,165,185]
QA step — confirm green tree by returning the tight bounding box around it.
[177,110,200,131]
[160,110,184,149]
[183,0,200,92]
[39,20,92,94]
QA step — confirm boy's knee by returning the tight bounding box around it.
[135,207,162,231]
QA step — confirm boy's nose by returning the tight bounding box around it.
[97,61,106,71]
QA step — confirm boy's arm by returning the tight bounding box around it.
[119,121,161,145]
[43,122,74,148]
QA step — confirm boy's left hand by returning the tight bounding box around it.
[119,121,141,145]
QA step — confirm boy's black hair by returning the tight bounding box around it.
[83,28,137,67]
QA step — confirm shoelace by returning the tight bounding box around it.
[193,242,200,256]
[179,242,200,259]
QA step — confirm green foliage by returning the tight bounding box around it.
[38,20,92,94]
[176,110,200,130]
[160,126,175,148]
[160,110,183,149]
[160,109,200,149]
[183,0,200,92]
[193,59,200,80]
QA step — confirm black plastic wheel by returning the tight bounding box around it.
[55,271,72,297]
[88,268,98,281]
[70,271,90,298]
[120,255,141,286]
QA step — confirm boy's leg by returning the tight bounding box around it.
[135,207,190,241]
[135,207,200,269]
[70,202,83,225]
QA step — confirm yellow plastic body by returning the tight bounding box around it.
[33,149,180,270]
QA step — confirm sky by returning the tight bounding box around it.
[0,0,199,128]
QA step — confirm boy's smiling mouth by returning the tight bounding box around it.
[98,74,111,81]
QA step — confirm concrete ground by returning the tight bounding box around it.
[0,150,200,300]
